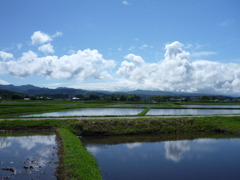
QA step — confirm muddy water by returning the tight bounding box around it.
[0,133,58,179]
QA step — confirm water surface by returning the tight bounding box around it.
[0,134,58,179]
[83,137,240,180]
[184,105,240,108]
[146,108,240,115]
[108,104,172,107]
[24,108,144,117]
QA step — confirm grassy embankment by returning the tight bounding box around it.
[56,128,102,180]
[137,107,151,116]
[71,116,240,136]
[2,116,240,136]
[1,116,240,135]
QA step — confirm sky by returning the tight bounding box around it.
[0,0,240,95]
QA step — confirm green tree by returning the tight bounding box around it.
[119,94,127,101]
[149,95,172,102]
[110,94,118,101]
[127,94,141,101]
[11,93,24,100]
[199,95,210,101]
[88,93,100,100]
[76,94,85,100]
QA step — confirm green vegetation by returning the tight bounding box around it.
[150,95,174,102]
[0,89,25,99]
[57,128,102,180]
[0,119,77,130]
[1,116,240,136]
[73,116,240,136]
[137,107,151,116]
[195,116,240,134]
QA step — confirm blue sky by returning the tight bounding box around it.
[0,0,240,95]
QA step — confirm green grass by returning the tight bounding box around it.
[178,102,240,105]
[137,107,151,116]
[57,128,102,180]
[1,116,240,136]
[0,119,77,130]
[73,116,240,136]
[194,116,240,134]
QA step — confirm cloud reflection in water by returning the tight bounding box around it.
[164,140,190,162]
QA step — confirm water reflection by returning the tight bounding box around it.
[83,137,240,180]
[164,140,190,162]
[147,108,240,115]
[86,145,101,155]
[0,131,11,149]
[24,108,145,117]
[0,138,11,149]
[109,104,172,107]
[0,134,58,179]
[125,142,142,149]
[185,105,240,108]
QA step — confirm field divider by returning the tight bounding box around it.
[137,107,151,116]
[56,128,102,180]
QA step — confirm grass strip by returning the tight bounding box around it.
[137,107,151,116]
[2,117,240,136]
[74,116,240,136]
[57,128,102,180]
[0,119,77,130]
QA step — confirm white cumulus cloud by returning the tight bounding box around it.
[38,43,54,54]
[2,31,240,96]
[0,51,14,61]
[31,31,52,45]
[116,41,240,95]
[125,53,144,64]
[0,49,115,81]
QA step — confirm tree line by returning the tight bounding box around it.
[76,93,141,101]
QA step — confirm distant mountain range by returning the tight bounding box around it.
[0,84,232,98]
[0,84,89,97]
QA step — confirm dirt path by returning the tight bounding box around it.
[1,114,240,121]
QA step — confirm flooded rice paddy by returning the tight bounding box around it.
[83,136,240,180]
[146,108,240,115]
[22,104,240,117]
[24,108,145,117]
[108,104,173,107]
[0,133,58,179]
[184,105,240,108]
